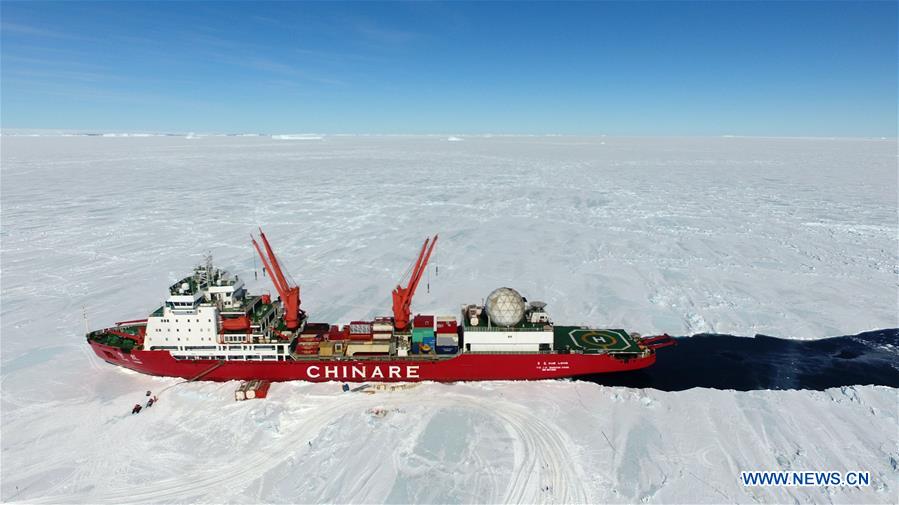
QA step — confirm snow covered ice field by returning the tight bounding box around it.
[1,135,897,503]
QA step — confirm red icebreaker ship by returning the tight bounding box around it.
[87,231,673,382]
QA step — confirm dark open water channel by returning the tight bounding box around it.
[582,328,899,391]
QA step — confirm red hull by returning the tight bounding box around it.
[89,341,655,382]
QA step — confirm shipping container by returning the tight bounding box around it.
[349,321,372,334]
[436,316,457,333]
[251,381,271,399]
[372,332,392,341]
[411,342,420,354]
[329,325,348,340]
[436,334,458,346]
[412,314,434,329]
[346,342,390,356]
[348,333,373,341]
[302,322,330,334]
[436,345,459,355]
[372,321,394,333]
[297,341,318,353]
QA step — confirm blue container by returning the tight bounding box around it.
[436,345,459,355]
[423,336,436,347]
[411,342,420,354]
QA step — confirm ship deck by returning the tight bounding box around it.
[551,327,641,354]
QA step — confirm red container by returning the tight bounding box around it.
[436,321,457,333]
[253,381,271,399]
[413,315,434,329]
[298,335,323,343]
[329,325,349,340]
[303,322,331,334]
[348,333,373,341]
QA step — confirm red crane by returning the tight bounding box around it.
[251,229,304,331]
[392,234,438,331]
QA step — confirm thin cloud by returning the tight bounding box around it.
[5,68,112,83]
[2,76,219,110]
[294,47,387,65]
[209,52,348,87]
[1,21,87,41]
[354,21,419,45]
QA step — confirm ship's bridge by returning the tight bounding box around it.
[205,278,246,309]
[166,278,205,312]
[165,293,203,311]
[166,256,247,311]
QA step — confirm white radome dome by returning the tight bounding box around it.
[485,287,526,327]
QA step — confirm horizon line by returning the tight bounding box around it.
[1,129,896,141]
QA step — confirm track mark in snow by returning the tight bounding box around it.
[19,386,590,504]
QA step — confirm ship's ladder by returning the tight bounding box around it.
[156,360,226,397]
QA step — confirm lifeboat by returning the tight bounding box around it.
[221,315,251,331]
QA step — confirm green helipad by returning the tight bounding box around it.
[552,326,641,354]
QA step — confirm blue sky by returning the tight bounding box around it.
[1,1,895,136]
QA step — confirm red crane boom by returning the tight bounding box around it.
[251,229,303,330]
[392,234,438,331]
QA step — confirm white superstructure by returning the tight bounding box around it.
[462,328,554,353]
[461,293,555,353]
[143,258,291,361]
